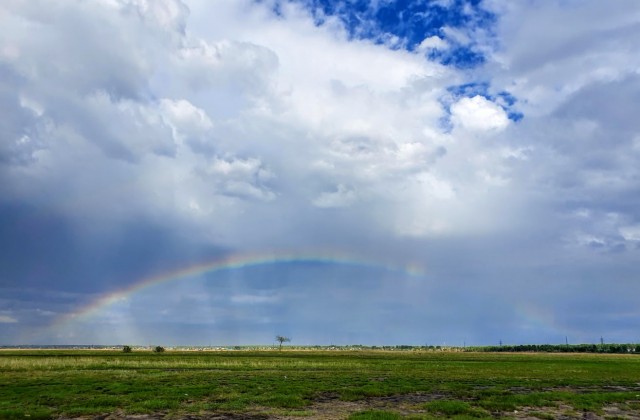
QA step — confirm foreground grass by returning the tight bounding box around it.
[0,350,639,418]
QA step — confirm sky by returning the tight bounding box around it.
[1,0,639,347]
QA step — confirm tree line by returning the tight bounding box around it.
[468,343,640,353]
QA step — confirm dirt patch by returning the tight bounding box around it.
[278,391,447,419]
[272,394,640,420]
[59,412,270,420]
[273,393,640,419]
[510,403,640,420]
[59,392,640,419]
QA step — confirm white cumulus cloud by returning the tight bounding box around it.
[450,95,509,131]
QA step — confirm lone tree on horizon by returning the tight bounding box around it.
[275,335,291,350]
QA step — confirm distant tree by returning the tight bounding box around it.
[275,335,291,350]
[153,346,165,353]
[122,345,132,353]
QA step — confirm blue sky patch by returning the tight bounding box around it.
[447,81,490,98]
[259,0,497,69]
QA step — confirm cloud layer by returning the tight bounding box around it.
[1,0,639,345]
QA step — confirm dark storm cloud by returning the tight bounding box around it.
[0,199,227,297]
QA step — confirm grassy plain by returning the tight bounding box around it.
[1,350,639,419]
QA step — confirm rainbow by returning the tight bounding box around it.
[53,250,424,328]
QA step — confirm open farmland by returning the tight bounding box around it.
[1,350,639,419]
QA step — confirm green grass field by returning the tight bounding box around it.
[1,350,639,419]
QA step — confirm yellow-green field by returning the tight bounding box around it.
[1,350,639,419]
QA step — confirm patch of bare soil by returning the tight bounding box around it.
[59,412,270,420]
[271,396,640,420]
[510,403,640,420]
[275,391,447,419]
[272,391,640,419]
[59,390,640,419]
